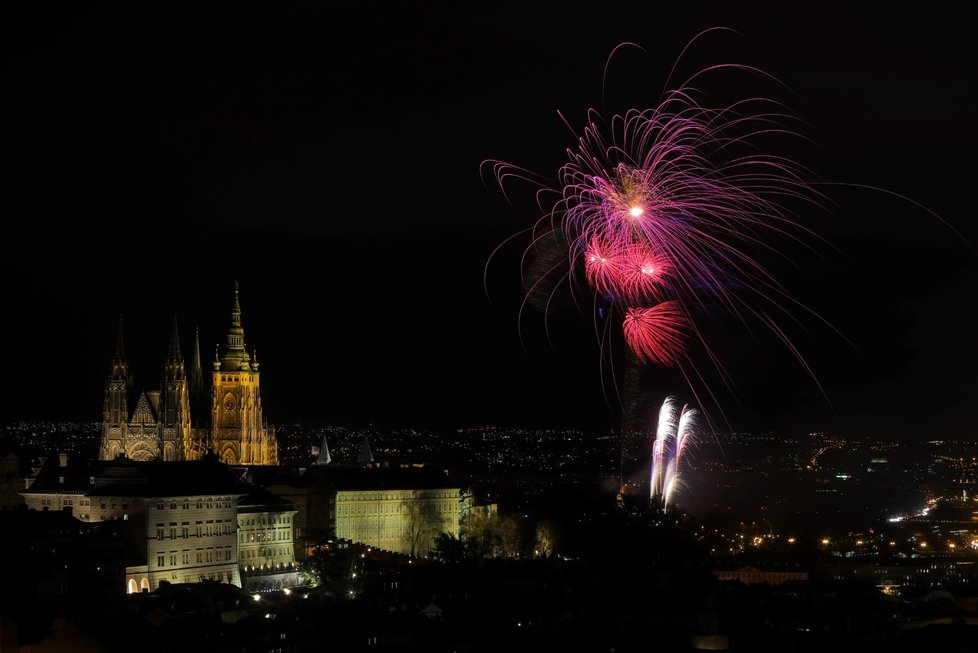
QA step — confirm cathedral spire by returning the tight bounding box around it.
[164,314,186,382]
[190,327,203,392]
[189,326,206,429]
[114,313,126,360]
[221,281,252,372]
[109,313,131,380]
[167,314,182,360]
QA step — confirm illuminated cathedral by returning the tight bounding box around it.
[99,284,279,465]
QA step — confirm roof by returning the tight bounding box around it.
[237,486,295,512]
[246,462,458,492]
[24,455,248,498]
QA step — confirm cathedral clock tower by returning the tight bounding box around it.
[210,283,278,465]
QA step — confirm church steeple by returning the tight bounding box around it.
[163,315,185,382]
[167,314,183,362]
[188,326,207,431]
[114,313,126,359]
[220,282,254,372]
[190,326,203,395]
[110,314,130,379]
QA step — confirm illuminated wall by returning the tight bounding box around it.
[334,488,460,556]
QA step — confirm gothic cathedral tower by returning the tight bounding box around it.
[100,316,132,460]
[210,283,279,465]
[160,316,192,461]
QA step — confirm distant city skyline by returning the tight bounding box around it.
[2,3,976,438]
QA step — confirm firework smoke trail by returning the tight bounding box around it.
[650,397,699,511]
[485,32,832,422]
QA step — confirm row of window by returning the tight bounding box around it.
[241,515,291,526]
[241,546,290,559]
[155,546,234,567]
[40,497,130,511]
[338,526,407,540]
[155,520,234,539]
[219,375,254,382]
[336,502,457,516]
[157,500,233,510]
[241,530,290,543]
[343,491,458,501]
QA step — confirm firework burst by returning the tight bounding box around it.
[485,32,830,420]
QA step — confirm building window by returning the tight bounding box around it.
[158,555,165,567]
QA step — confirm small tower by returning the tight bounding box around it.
[357,434,374,464]
[316,435,331,465]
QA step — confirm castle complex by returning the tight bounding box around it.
[99,284,278,466]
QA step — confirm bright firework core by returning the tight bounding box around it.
[650,397,699,512]
[628,206,644,218]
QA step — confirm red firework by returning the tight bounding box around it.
[622,303,686,368]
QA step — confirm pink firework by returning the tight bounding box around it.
[486,33,829,414]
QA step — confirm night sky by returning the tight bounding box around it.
[2,2,976,437]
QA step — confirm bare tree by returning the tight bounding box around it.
[402,490,445,557]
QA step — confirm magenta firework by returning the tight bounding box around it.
[486,35,826,398]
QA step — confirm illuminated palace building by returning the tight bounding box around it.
[99,284,278,466]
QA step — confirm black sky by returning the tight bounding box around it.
[2,2,976,437]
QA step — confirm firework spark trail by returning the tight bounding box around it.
[664,404,699,509]
[649,397,699,511]
[650,397,678,500]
